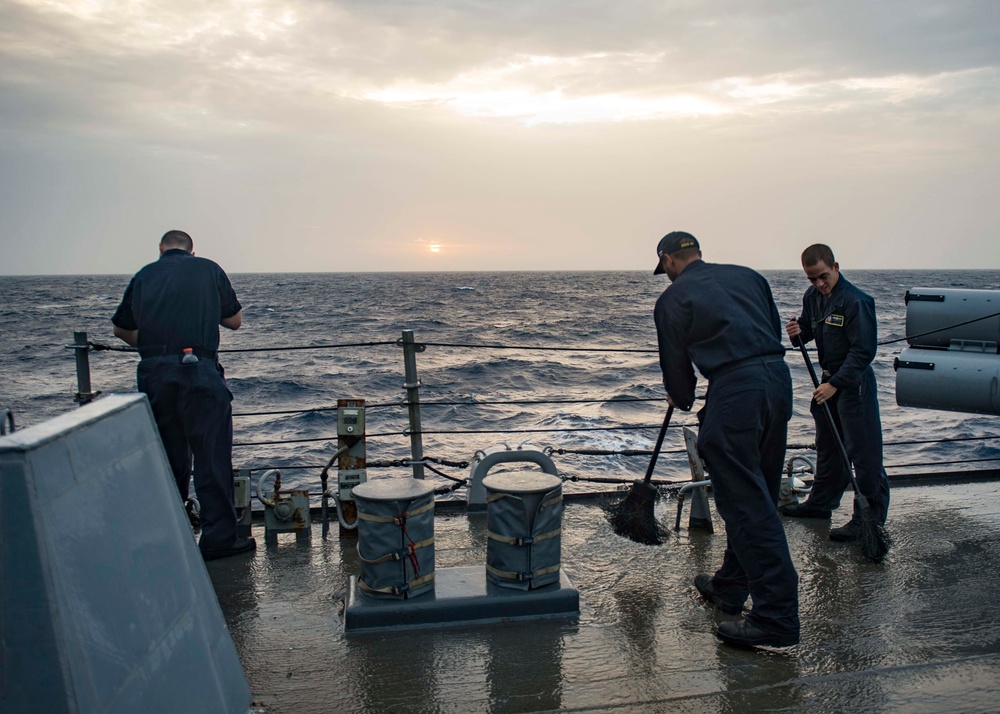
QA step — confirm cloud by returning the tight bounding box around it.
[0,0,998,273]
[4,0,999,134]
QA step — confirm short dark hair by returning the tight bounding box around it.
[801,243,835,267]
[671,246,702,261]
[160,230,193,252]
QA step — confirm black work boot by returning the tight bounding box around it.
[829,520,863,542]
[694,574,746,615]
[716,619,799,648]
[781,502,832,519]
[201,537,257,561]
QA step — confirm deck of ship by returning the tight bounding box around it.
[208,478,1000,714]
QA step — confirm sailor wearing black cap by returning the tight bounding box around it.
[653,231,799,648]
[112,230,254,561]
[784,244,890,539]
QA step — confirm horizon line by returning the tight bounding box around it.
[2,267,997,279]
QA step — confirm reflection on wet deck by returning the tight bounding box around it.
[208,481,1000,713]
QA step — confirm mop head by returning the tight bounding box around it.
[860,513,893,564]
[604,480,668,545]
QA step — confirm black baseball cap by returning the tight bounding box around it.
[653,231,700,274]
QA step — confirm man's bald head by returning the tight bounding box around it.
[160,230,194,253]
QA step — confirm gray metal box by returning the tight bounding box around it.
[0,394,251,714]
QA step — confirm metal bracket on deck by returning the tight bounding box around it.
[257,469,312,539]
[233,470,252,538]
[780,455,815,506]
[679,427,714,532]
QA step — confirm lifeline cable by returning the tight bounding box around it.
[551,442,817,456]
[424,456,470,468]
[87,341,136,352]
[233,402,399,417]
[233,432,400,446]
[406,396,671,406]
[405,423,699,436]
[222,340,398,353]
[420,462,467,484]
[85,307,1000,357]
[885,456,1000,469]
[885,435,1000,446]
[233,421,709,446]
[84,339,397,353]
[405,340,657,353]
[232,396,677,418]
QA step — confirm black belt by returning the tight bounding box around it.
[710,353,785,379]
[138,346,217,360]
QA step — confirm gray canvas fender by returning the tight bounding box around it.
[354,479,436,600]
[483,472,563,591]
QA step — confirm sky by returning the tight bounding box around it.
[1,0,998,274]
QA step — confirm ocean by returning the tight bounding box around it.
[2,269,999,495]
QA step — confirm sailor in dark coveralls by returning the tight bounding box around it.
[654,231,799,648]
[783,243,891,540]
[112,230,255,560]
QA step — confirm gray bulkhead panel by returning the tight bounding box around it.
[0,393,250,714]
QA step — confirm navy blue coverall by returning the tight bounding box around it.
[112,249,242,552]
[655,260,798,637]
[793,274,890,524]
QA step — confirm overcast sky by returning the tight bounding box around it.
[1,0,998,274]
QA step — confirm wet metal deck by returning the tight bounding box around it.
[208,480,1000,713]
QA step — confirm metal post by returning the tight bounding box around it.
[400,330,425,479]
[1,405,14,435]
[71,331,98,406]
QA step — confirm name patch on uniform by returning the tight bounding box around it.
[825,314,845,327]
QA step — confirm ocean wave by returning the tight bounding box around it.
[4,269,1000,494]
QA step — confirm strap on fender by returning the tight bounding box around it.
[485,562,561,582]
[540,493,562,509]
[357,500,434,524]
[486,490,562,508]
[357,571,436,597]
[486,491,562,508]
[486,527,561,546]
[357,537,435,565]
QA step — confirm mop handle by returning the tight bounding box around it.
[643,405,674,484]
[794,340,870,509]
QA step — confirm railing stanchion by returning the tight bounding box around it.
[71,331,98,406]
[401,330,426,479]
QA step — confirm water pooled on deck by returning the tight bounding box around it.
[208,481,1000,713]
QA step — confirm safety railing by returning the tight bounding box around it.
[71,329,1000,500]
